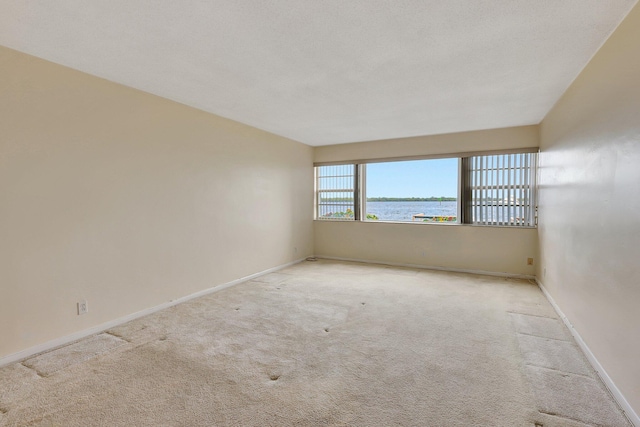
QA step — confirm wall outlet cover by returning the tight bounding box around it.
[77,300,88,315]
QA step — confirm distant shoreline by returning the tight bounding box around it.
[320,197,457,202]
[367,197,457,202]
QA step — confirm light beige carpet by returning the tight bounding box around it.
[0,260,631,426]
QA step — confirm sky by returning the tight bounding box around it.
[366,158,458,198]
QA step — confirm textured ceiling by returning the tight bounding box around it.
[0,1,637,146]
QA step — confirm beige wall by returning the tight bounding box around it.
[0,47,314,358]
[538,2,640,418]
[314,125,539,164]
[316,221,537,276]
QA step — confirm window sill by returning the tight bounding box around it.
[314,219,536,229]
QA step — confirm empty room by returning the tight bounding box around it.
[1,1,639,426]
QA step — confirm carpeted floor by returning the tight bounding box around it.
[0,260,631,426]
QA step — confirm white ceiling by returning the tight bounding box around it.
[0,1,637,146]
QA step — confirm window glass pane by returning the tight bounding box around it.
[316,164,356,220]
[365,158,458,222]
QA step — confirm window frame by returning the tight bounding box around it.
[314,148,538,228]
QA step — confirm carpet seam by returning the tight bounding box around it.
[538,410,603,427]
[516,331,572,343]
[20,362,45,378]
[506,311,558,320]
[524,363,594,380]
[103,330,132,343]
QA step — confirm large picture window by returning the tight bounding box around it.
[315,150,538,227]
[365,158,459,223]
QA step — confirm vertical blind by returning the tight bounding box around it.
[467,152,537,226]
[316,164,356,220]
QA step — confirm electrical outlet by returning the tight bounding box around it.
[294,247,298,254]
[527,257,534,265]
[77,300,88,315]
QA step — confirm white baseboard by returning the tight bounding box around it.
[316,255,535,279]
[0,258,306,368]
[536,279,639,427]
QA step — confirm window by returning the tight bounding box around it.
[463,152,537,227]
[315,164,357,220]
[364,158,459,223]
[315,149,538,227]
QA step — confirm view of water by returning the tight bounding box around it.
[366,201,457,222]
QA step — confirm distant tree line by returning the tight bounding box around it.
[367,197,457,202]
[320,197,457,202]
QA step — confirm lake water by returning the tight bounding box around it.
[366,201,457,222]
